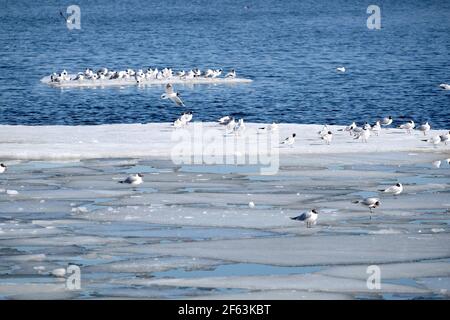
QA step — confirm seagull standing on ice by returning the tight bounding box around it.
[352,197,380,218]
[173,118,185,128]
[212,69,223,78]
[259,122,278,134]
[218,116,232,125]
[321,131,333,145]
[381,116,393,127]
[180,111,193,124]
[379,183,403,196]
[225,69,236,78]
[0,163,6,174]
[336,67,346,73]
[281,133,296,147]
[371,121,381,136]
[233,119,246,135]
[354,128,371,143]
[343,122,356,135]
[291,209,319,228]
[417,122,431,136]
[439,131,450,145]
[318,125,329,137]
[119,173,144,185]
[226,118,237,133]
[422,135,441,147]
[399,120,415,134]
[161,83,185,106]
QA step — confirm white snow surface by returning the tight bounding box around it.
[0,122,448,160]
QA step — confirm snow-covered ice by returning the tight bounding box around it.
[0,124,449,299]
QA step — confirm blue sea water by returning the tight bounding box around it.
[0,0,449,127]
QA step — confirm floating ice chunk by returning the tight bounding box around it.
[431,228,445,233]
[71,206,88,213]
[248,201,255,208]
[6,189,19,196]
[51,268,66,277]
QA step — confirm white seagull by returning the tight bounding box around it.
[439,131,450,145]
[439,83,450,90]
[259,122,278,133]
[321,131,333,145]
[422,135,441,146]
[336,67,346,73]
[225,69,236,78]
[218,116,232,125]
[381,116,393,127]
[0,163,6,174]
[352,197,380,217]
[290,209,319,228]
[119,173,144,185]
[379,183,403,196]
[161,83,185,106]
[371,121,381,136]
[417,122,431,136]
[354,128,371,143]
[281,133,296,146]
[399,120,415,134]
[180,111,193,124]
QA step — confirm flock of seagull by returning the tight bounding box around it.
[49,67,236,83]
[7,65,450,230]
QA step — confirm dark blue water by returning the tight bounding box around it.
[1,0,449,127]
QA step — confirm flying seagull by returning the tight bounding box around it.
[161,83,185,106]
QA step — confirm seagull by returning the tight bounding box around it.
[218,116,232,125]
[119,173,143,185]
[225,69,236,78]
[381,116,393,127]
[291,209,319,228]
[226,118,237,133]
[321,131,333,145]
[336,67,346,73]
[379,183,403,196]
[371,121,381,136]
[363,122,372,130]
[399,120,415,134]
[204,69,214,78]
[352,197,380,217]
[269,122,279,132]
[439,131,450,145]
[212,69,223,78]
[354,128,371,143]
[0,163,6,174]
[180,111,193,124]
[281,133,296,146]
[234,119,246,135]
[342,122,356,135]
[439,83,450,90]
[161,83,185,106]
[173,118,185,128]
[422,135,441,146]
[318,125,329,137]
[259,122,278,133]
[417,122,431,136]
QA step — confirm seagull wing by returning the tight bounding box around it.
[171,95,185,106]
[291,212,310,221]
